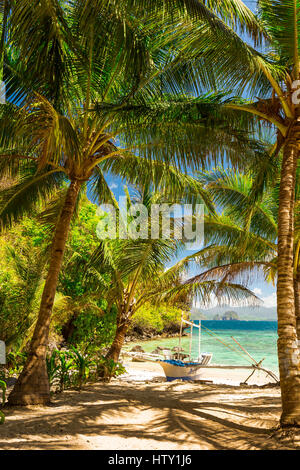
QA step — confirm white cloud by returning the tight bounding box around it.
[109,183,118,190]
[253,288,277,308]
[253,287,262,296]
[261,292,277,308]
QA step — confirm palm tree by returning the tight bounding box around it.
[0,1,265,405]
[171,0,300,426]
[84,189,259,363]
[185,168,300,421]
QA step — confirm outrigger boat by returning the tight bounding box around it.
[157,316,279,385]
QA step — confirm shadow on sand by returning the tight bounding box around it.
[0,381,297,450]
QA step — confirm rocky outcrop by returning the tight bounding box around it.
[126,322,188,342]
[130,345,145,353]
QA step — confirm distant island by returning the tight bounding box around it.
[190,305,277,321]
[213,311,239,321]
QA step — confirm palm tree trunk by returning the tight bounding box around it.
[294,270,300,343]
[8,179,82,405]
[106,315,129,363]
[277,133,300,426]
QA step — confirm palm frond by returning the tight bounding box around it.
[0,166,65,231]
[258,0,300,73]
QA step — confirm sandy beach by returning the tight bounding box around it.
[1,361,300,450]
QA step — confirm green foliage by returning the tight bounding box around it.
[0,279,29,345]
[0,351,28,383]
[190,168,279,289]
[0,198,111,351]
[160,307,184,333]
[46,351,60,386]
[96,356,127,383]
[130,304,182,335]
[131,306,164,333]
[59,198,101,298]
[46,347,126,391]
[10,216,50,248]
[6,351,27,375]
[0,216,48,348]
[56,351,75,393]
[0,379,6,405]
[68,308,117,351]
[46,350,73,391]
[71,347,96,390]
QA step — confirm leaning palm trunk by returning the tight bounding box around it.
[277,132,300,426]
[105,315,129,363]
[8,179,82,405]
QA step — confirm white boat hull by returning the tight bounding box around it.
[157,360,278,384]
[157,360,209,381]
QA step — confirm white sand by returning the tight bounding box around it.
[1,361,300,450]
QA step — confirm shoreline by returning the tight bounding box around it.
[125,331,185,343]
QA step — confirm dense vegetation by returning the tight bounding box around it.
[0,197,186,350]
[129,304,183,338]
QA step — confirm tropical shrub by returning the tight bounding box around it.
[66,308,117,351]
[46,351,60,387]
[56,351,75,393]
[71,347,96,390]
[96,356,126,383]
[45,347,125,391]
[5,352,27,377]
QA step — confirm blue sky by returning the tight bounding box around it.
[103,0,277,309]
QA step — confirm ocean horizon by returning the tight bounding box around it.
[201,320,277,328]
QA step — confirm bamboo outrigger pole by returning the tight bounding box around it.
[231,336,279,384]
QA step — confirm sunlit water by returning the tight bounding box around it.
[127,321,279,374]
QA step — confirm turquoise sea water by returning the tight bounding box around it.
[128,321,279,374]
